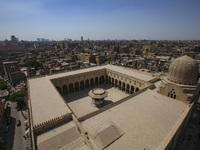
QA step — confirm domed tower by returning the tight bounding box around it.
[158,55,199,104]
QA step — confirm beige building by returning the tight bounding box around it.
[28,55,199,150]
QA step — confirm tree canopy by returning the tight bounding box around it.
[0,80,8,90]
[24,60,43,70]
[9,91,27,109]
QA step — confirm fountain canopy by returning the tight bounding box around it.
[89,88,108,107]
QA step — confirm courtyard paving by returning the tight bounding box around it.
[64,84,129,118]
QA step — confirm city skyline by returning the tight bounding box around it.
[0,0,200,41]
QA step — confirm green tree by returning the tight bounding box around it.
[25,60,43,70]
[9,91,27,109]
[0,80,8,90]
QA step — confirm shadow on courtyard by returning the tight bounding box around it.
[64,84,113,103]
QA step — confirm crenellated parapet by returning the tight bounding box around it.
[33,113,72,135]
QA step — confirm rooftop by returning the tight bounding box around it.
[37,121,89,150]
[28,77,71,126]
[28,65,192,150]
[28,65,155,126]
[47,65,155,82]
[81,89,190,150]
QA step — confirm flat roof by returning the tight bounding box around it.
[28,65,193,149]
[48,65,155,82]
[37,121,89,150]
[28,65,155,126]
[105,65,154,81]
[81,90,190,150]
[28,77,71,126]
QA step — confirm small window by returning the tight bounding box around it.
[174,95,176,99]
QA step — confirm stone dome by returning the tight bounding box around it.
[167,55,199,85]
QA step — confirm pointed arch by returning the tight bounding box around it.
[126,84,130,93]
[122,82,125,91]
[75,82,79,92]
[63,85,68,95]
[99,76,105,84]
[131,86,134,94]
[115,79,118,87]
[90,78,94,87]
[69,83,74,93]
[80,80,84,90]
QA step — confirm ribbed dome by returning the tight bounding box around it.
[167,55,199,85]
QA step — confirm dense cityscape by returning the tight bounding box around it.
[1,35,200,79]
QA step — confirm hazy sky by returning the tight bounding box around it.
[0,0,200,41]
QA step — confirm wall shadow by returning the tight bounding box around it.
[5,116,16,150]
[64,84,113,103]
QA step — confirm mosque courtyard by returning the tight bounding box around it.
[64,84,129,118]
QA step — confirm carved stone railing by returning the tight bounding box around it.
[33,113,72,135]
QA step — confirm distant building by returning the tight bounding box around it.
[37,38,49,42]
[11,35,18,43]
[59,42,78,49]
[27,68,36,78]
[9,71,26,86]
[3,61,20,79]
[78,53,96,63]
[3,61,26,86]
[81,36,83,42]
[95,55,105,65]
[0,45,25,56]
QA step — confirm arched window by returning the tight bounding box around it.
[168,89,176,99]
[131,86,134,94]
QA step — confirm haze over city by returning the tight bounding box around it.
[0,0,200,41]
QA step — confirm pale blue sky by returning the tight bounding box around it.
[0,0,200,41]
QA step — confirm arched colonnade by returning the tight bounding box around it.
[53,69,146,95]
